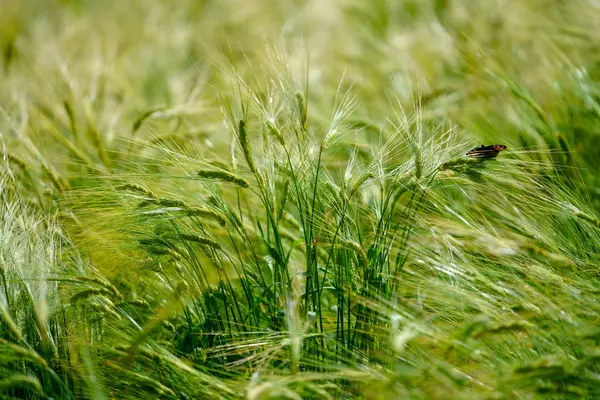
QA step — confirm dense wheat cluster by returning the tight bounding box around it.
[1,0,600,399]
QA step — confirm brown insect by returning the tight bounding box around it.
[466,144,507,159]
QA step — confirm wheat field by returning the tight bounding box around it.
[1,1,600,399]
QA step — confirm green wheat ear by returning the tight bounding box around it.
[349,173,374,200]
[413,146,422,180]
[573,210,600,228]
[197,168,249,188]
[0,339,49,369]
[0,300,23,342]
[186,207,227,226]
[180,233,223,251]
[132,106,167,133]
[237,119,258,175]
[73,276,123,301]
[138,196,188,209]
[1,152,28,172]
[342,240,369,269]
[437,157,484,173]
[156,197,188,208]
[41,164,66,192]
[115,183,157,198]
[0,375,44,396]
[295,92,307,133]
[69,288,115,304]
[266,120,285,146]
